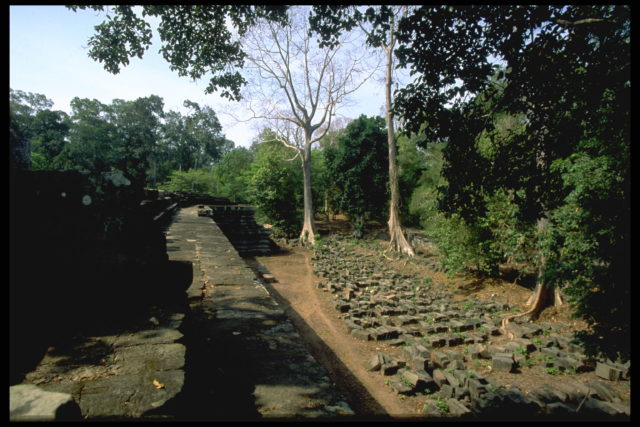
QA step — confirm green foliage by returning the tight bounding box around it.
[246,130,303,237]
[158,169,217,194]
[10,89,69,170]
[58,95,166,186]
[212,147,255,203]
[432,212,499,276]
[324,115,389,237]
[69,5,289,101]
[396,133,427,226]
[543,146,629,361]
[156,101,233,181]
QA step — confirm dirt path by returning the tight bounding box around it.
[253,247,423,419]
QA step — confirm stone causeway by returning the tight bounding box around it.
[11,205,353,421]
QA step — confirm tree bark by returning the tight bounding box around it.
[525,216,563,318]
[299,142,317,245]
[501,215,563,334]
[384,34,415,257]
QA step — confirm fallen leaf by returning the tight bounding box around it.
[152,379,165,389]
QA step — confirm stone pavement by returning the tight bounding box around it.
[164,206,354,420]
[12,206,353,421]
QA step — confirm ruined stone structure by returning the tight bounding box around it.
[10,170,187,384]
[205,205,280,256]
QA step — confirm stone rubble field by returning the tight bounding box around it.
[310,237,630,419]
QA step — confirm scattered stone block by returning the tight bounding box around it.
[368,353,383,371]
[399,370,436,393]
[389,377,414,395]
[464,343,486,361]
[439,383,454,398]
[606,359,631,379]
[595,362,624,381]
[423,399,447,416]
[453,386,469,400]
[448,319,465,332]
[350,328,371,341]
[471,391,503,413]
[446,398,472,416]
[492,353,516,373]
[501,387,540,413]
[444,334,464,347]
[432,352,451,369]
[381,360,401,376]
[425,336,446,349]
[432,369,448,388]
[371,326,400,341]
[443,370,461,388]
[467,378,487,400]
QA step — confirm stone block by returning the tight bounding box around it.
[409,356,431,373]
[10,384,82,421]
[350,328,371,341]
[595,362,624,381]
[425,336,446,349]
[381,361,400,376]
[587,381,622,403]
[464,343,486,361]
[399,370,435,393]
[528,385,561,405]
[389,377,414,395]
[540,346,561,359]
[261,273,277,283]
[414,344,431,359]
[470,391,503,413]
[553,381,589,404]
[371,326,400,341]
[368,353,383,371]
[444,334,464,347]
[492,353,516,372]
[545,401,575,416]
[443,370,461,388]
[582,398,627,417]
[439,383,454,398]
[447,398,472,417]
[432,369,448,388]
[432,352,451,369]
[467,378,487,400]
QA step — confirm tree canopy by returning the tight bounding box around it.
[324,115,389,237]
[68,5,289,101]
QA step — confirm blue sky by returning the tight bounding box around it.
[9,5,387,148]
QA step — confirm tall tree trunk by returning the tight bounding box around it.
[299,142,317,245]
[526,216,563,319]
[501,215,564,335]
[384,41,415,257]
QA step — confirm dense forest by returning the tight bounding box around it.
[10,5,629,362]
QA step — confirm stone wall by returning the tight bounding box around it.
[9,170,189,384]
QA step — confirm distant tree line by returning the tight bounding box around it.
[10,88,233,188]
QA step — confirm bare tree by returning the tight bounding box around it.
[238,7,377,245]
